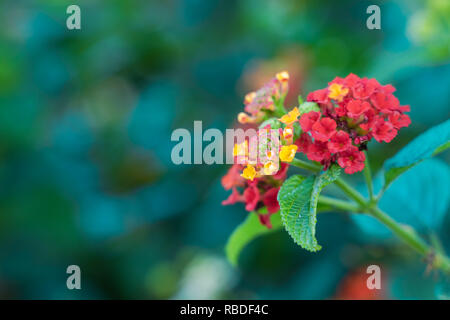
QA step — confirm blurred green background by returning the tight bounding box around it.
[0,0,449,299]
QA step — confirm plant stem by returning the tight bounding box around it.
[290,158,321,172]
[430,233,445,255]
[363,151,374,202]
[370,206,428,255]
[290,157,450,273]
[333,178,450,273]
[335,179,450,273]
[290,158,365,206]
[369,206,450,273]
[334,178,367,207]
[290,158,366,207]
[318,196,361,212]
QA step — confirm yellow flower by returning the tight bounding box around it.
[244,91,256,104]
[279,145,298,162]
[233,141,248,157]
[328,83,349,102]
[238,112,258,124]
[276,71,289,95]
[283,126,294,139]
[276,71,289,82]
[279,107,300,125]
[241,164,257,181]
[237,112,249,124]
[263,161,278,175]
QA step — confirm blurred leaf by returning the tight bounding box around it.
[225,211,282,266]
[278,166,341,252]
[383,119,450,190]
[389,262,441,299]
[353,159,450,237]
[435,275,450,300]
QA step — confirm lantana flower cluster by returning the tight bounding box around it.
[300,73,411,173]
[237,71,289,125]
[222,71,411,227]
[221,162,288,228]
[221,72,295,227]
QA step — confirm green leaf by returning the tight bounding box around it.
[259,118,282,130]
[225,210,282,266]
[292,122,302,141]
[383,119,450,190]
[298,101,319,115]
[278,166,341,252]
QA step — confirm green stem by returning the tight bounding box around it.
[290,158,365,206]
[369,207,450,273]
[370,206,428,255]
[318,196,361,212]
[273,95,287,117]
[290,158,321,172]
[334,178,367,207]
[337,180,450,273]
[363,151,374,202]
[289,157,450,273]
[430,233,445,255]
[333,178,450,273]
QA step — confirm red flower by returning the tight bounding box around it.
[352,78,379,99]
[328,76,345,86]
[294,75,409,173]
[262,187,280,214]
[372,118,397,143]
[359,108,377,132]
[299,111,320,132]
[294,132,312,153]
[335,100,348,117]
[346,100,370,119]
[388,111,411,129]
[380,83,396,94]
[328,130,352,153]
[370,91,398,114]
[343,73,361,88]
[306,141,331,162]
[222,187,244,205]
[306,88,329,104]
[354,135,370,145]
[273,162,289,180]
[258,213,273,229]
[396,104,410,113]
[337,146,365,174]
[243,182,260,212]
[221,164,245,190]
[311,117,337,142]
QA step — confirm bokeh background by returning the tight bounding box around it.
[0,0,449,299]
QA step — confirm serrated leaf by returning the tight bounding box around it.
[225,210,282,266]
[383,119,450,190]
[278,166,341,252]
